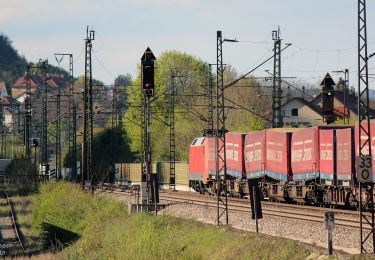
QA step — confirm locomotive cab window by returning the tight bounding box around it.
[291,108,298,117]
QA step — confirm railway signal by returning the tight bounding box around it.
[141,47,158,211]
[142,47,155,97]
[321,73,335,124]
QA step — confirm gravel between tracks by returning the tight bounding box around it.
[98,191,366,255]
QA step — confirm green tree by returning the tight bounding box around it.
[124,50,269,162]
[125,50,208,161]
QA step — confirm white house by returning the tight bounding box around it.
[279,97,323,127]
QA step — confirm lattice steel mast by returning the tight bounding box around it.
[39,60,49,176]
[357,0,375,253]
[168,70,184,190]
[271,27,283,128]
[56,74,61,179]
[82,27,95,188]
[343,69,350,124]
[207,64,214,130]
[169,73,176,190]
[24,66,32,161]
[215,30,228,226]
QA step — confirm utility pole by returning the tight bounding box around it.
[333,69,350,124]
[39,59,49,176]
[24,66,32,162]
[215,30,231,226]
[110,85,118,182]
[0,105,5,158]
[54,61,62,179]
[357,0,375,254]
[54,53,74,179]
[168,69,184,190]
[271,27,283,128]
[208,64,214,131]
[82,27,95,188]
[343,69,350,124]
[71,103,77,180]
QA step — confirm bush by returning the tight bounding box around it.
[32,182,126,249]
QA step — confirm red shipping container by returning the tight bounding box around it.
[265,130,291,181]
[355,120,375,180]
[225,132,246,178]
[245,130,266,179]
[319,129,334,180]
[291,127,319,180]
[336,128,354,181]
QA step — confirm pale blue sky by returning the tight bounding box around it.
[1,0,374,88]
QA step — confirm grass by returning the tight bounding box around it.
[12,181,375,259]
[29,182,314,259]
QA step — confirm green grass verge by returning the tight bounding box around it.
[30,182,316,259]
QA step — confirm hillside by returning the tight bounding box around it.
[0,33,73,94]
[0,34,28,89]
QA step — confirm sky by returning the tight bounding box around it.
[1,0,375,88]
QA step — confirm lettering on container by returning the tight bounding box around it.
[320,143,333,161]
[267,141,282,162]
[337,142,349,161]
[227,149,239,162]
[292,139,313,162]
[246,143,263,162]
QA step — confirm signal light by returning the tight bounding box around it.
[321,73,335,124]
[145,89,153,97]
[142,64,154,90]
[32,138,39,147]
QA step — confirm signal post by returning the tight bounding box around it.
[140,48,158,213]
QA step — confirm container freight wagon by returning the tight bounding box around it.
[225,132,246,179]
[319,129,335,183]
[336,127,354,184]
[264,129,293,201]
[291,127,320,181]
[245,130,266,179]
[265,129,294,182]
[355,120,375,182]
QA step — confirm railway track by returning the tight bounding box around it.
[96,186,370,231]
[0,189,25,258]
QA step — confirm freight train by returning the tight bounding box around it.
[189,121,375,208]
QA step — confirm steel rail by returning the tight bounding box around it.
[0,189,26,253]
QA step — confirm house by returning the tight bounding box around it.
[278,97,323,127]
[11,75,39,103]
[0,96,21,130]
[0,82,21,130]
[11,74,68,104]
[309,89,375,120]
[0,81,8,98]
[272,89,375,128]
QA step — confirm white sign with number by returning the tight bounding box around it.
[357,155,373,182]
